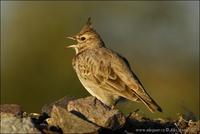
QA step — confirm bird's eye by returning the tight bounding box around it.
[80,36,86,41]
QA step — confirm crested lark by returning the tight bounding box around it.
[67,18,162,113]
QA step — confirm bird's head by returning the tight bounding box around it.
[66,17,105,54]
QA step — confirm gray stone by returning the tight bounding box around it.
[47,105,101,134]
[0,117,41,133]
[0,104,24,120]
[42,95,75,116]
[67,96,126,130]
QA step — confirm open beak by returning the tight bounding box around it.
[66,44,77,48]
[66,36,77,48]
[66,36,76,40]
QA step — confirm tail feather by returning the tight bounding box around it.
[131,86,163,113]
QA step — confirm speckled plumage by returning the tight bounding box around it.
[67,18,162,113]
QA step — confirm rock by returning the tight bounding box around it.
[0,117,41,133]
[42,95,75,116]
[185,120,200,134]
[67,96,126,130]
[27,112,62,134]
[46,105,101,134]
[0,104,24,120]
[2,96,199,134]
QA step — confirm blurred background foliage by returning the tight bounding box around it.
[1,1,199,119]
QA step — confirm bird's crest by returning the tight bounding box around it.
[79,17,96,35]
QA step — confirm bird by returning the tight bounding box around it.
[67,17,162,113]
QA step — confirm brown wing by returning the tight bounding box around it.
[74,48,162,112]
[111,50,162,112]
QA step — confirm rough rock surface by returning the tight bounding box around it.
[67,96,126,131]
[1,96,199,134]
[0,104,24,120]
[0,117,41,133]
[47,105,101,133]
[42,95,75,116]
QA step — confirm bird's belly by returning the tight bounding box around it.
[77,74,120,107]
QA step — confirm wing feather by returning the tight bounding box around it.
[73,48,162,112]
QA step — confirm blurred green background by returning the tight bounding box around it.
[1,1,199,119]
